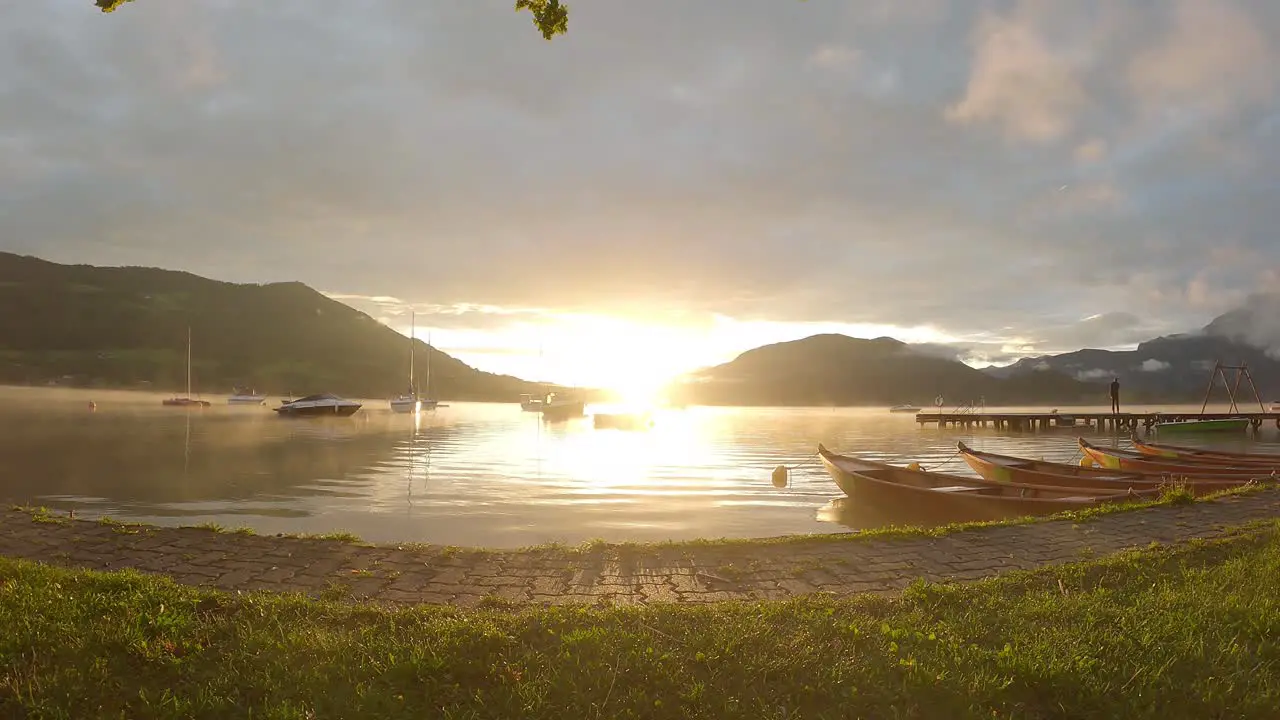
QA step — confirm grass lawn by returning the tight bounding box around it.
[3,523,1280,719]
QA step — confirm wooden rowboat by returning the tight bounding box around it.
[957,441,1258,496]
[1078,438,1280,475]
[817,445,1153,521]
[1130,437,1280,466]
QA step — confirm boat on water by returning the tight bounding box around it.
[162,327,211,408]
[519,394,545,412]
[1151,417,1250,434]
[957,441,1262,496]
[1078,437,1279,475]
[889,404,922,414]
[390,313,439,414]
[227,387,267,405]
[816,445,1151,521]
[540,392,586,421]
[275,393,362,418]
[1130,437,1280,466]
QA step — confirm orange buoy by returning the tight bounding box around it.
[906,461,922,471]
[771,465,789,488]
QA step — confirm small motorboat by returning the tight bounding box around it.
[888,404,922,413]
[520,394,545,412]
[540,393,585,421]
[162,397,211,408]
[227,387,267,406]
[275,393,362,418]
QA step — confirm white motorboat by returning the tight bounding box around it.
[228,387,267,405]
[275,393,362,418]
[889,404,922,413]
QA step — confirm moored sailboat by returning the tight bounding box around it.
[162,327,211,408]
[390,314,438,413]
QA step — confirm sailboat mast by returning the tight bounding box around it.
[408,312,415,394]
[186,326,192,398]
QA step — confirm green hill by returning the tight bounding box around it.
[667,334,1099,407]
[0,253,547,400]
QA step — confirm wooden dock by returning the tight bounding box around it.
[915,411,1280,433]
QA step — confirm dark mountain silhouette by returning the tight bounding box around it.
[0,253,550,400]
[988,295,1280,405]
[667,334,1098,407]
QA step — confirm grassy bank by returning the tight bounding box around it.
[3,524,1280,718]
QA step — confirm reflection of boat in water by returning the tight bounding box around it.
[275,393,362,418]
[817,444,1148,522]
[162,327,211,408]
[227,387,267,405]
[888,404,921,413]
[593,412,652,431]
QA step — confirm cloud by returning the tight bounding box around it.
[945,3,1089,142]
[1128,0,1277,116]
[1139,359,1171,372]
[3,0,1280,365]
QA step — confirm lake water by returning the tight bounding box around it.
[3,386,1278,547]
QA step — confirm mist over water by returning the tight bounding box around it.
[3,386,1278,547]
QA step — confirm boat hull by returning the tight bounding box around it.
[542,401,586,421]
[1153,418,1250,434]
[1131,438,1280,466]
[389,398,419,414]
[1078,438,1278,475]
[276,405,361,418]
[227,396,266,406]
[817,445,1150,522]
[958,442,1258,496]
[162,398,211,408]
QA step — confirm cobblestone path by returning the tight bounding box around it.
[3,492,1280,605]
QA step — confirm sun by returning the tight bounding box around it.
[532,316,695,407]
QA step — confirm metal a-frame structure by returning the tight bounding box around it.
[1199,360,1265,414]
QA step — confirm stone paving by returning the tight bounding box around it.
[4,492,1280,606]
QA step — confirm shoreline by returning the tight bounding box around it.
[7,486,1280,606]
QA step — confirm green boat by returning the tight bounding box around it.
[1152,418,1251,434]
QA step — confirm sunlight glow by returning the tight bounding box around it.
[392,311,961,396]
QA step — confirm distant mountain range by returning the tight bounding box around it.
[0,253,551,401]
[6,252,1276,407]
[670,296,1280,407]
[667,334,1099,408]
[987,295,1280,405]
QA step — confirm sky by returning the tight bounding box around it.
[4,0,1280,392]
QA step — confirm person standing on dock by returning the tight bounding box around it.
[1110,377,1120,414]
